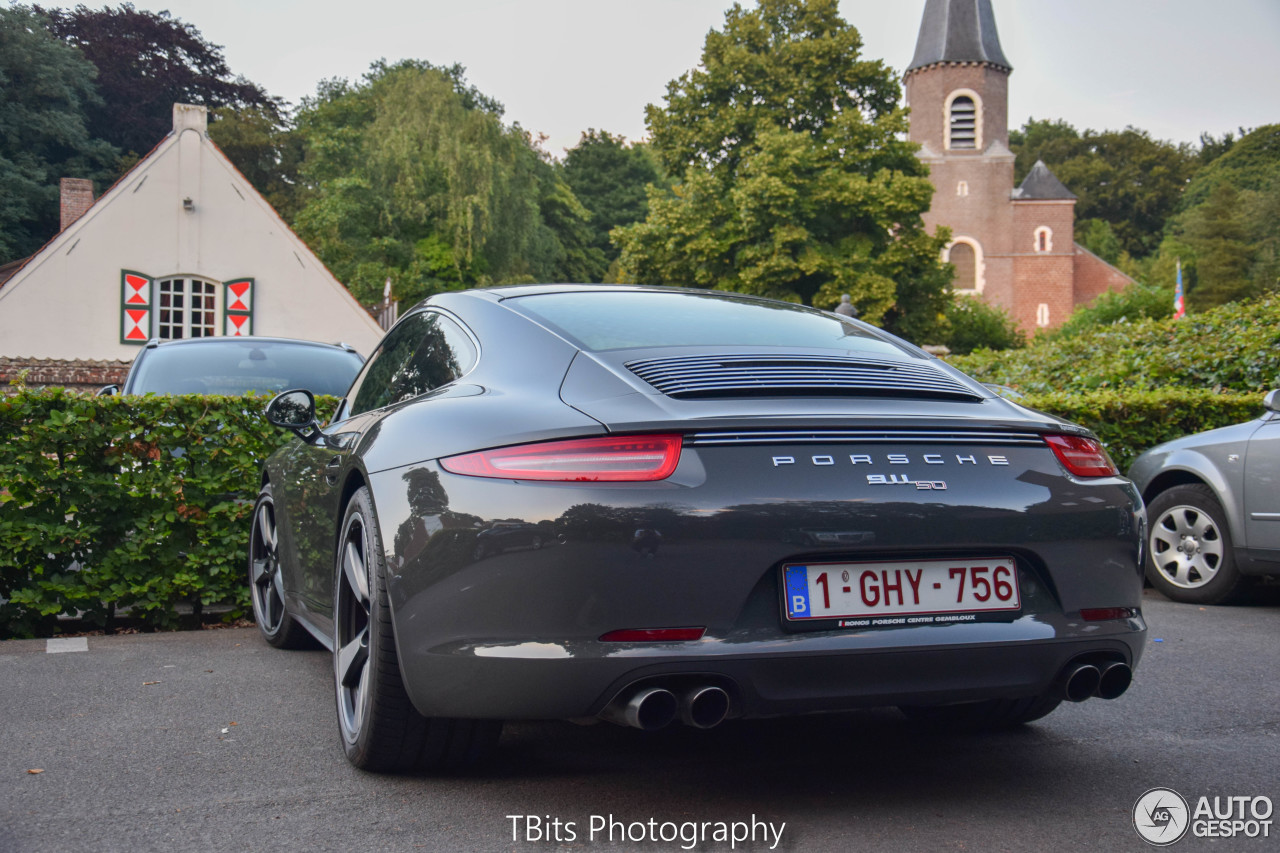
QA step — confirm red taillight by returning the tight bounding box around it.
[599,628,706,642]
[440,434,683,482]
[1044,434,1118,478]
[1081,607,1136,622]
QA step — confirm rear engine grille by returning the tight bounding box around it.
[685,428,1048,447]
[625,354,981,401]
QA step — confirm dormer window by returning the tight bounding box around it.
[948,96,977,149]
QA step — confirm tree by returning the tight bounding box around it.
[941,296,1024,355]
[1010,120,1198,258]
[1076,218,1123,265]
[36,3,279,158]
[291,61,590,307]
[614,0,950,340]
[1148,125,1280,310]
[207,106,303,222]
[561,130,666,279]
[1180,124,1280,210]
[1180,183,1258,308]
[0,5,118,264]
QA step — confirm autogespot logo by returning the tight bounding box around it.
[1134,788,1190,846]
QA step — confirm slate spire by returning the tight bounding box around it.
[907,0,1011,73]
[1014,160,1076,200]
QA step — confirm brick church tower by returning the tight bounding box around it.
[904,0,1130,332]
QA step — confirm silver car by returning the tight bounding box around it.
[1127,390,1280,604]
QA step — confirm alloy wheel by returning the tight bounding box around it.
[249,500,285,632]
[1149,504,1224,589]
[335,511,373,742]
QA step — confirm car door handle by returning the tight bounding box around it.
[325,456,342,485]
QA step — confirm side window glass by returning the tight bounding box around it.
[347,312,477,416]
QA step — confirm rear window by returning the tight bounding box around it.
[128,340,364,397]
[509,291,911,357]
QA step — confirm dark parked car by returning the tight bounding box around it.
[99,336,364,398]
[1127,390,1280,604]
[251,285,1146,772]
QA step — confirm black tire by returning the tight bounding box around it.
[899,694,1062,730]
[249,483,313,649]
[334,486,501,773]
[1145,484,1252,605]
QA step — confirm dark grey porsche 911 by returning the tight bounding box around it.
[250,285,1146,772]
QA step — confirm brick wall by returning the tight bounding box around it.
[0,358,129,394]
[60,178,95,231]
[905,64,1010,153]
[908,62,1017,316]
[1073,245,1134,306]
[1010,254,1076,333]
[1009,199,1076,332]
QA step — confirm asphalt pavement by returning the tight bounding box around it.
[1,588,1277,853]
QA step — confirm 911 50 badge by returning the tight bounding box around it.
[867,474,947,489]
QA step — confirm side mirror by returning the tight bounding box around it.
[1265,389,1280,414]
[97,385,119,397]
[266,389,320,443]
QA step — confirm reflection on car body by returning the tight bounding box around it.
[248,285,1146,772]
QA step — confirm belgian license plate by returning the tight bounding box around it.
[783,558,1020,621]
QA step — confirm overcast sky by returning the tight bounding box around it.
[136,0,1279,156]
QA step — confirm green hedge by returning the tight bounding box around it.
[0,386,1265,638]
[0,389,333,638]
[951,294,1280,394]
[1021,388,1262,471]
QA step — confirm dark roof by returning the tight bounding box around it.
[0,258,27,289]
[1014,160,1077,200]
[907,0,1011,73]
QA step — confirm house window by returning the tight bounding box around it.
[1036,303,1051,327]
[947,94,977,150]
[156,278,218,339]
[957,181,969,197]
[1035,226,1053,253]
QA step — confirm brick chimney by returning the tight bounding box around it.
[60,178,95,231]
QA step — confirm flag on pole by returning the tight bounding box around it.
[1173,259,1185,320]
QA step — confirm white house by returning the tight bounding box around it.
[0,104,384,390]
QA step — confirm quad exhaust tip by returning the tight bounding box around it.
[601,684,732,730]
[1062,663,1102,703]
[1096,661,1133,700]
[601,686,678,731]
[680,686,730,729]
[1059,661,1132,703]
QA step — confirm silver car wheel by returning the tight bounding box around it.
[335,510,372,743]
[1149,503,1225,589]
[249,497,285,632]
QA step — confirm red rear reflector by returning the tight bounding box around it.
[599,628,706,642]
[1081,608,1135,622]
[440,434,682,482]
[1044,434,1118,478]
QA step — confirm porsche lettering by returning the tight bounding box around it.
[771,454,1011,467]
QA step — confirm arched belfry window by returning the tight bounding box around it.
[945,90,982,151]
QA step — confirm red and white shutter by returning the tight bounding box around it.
[120,270,154,344]
[223,278,255,336]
